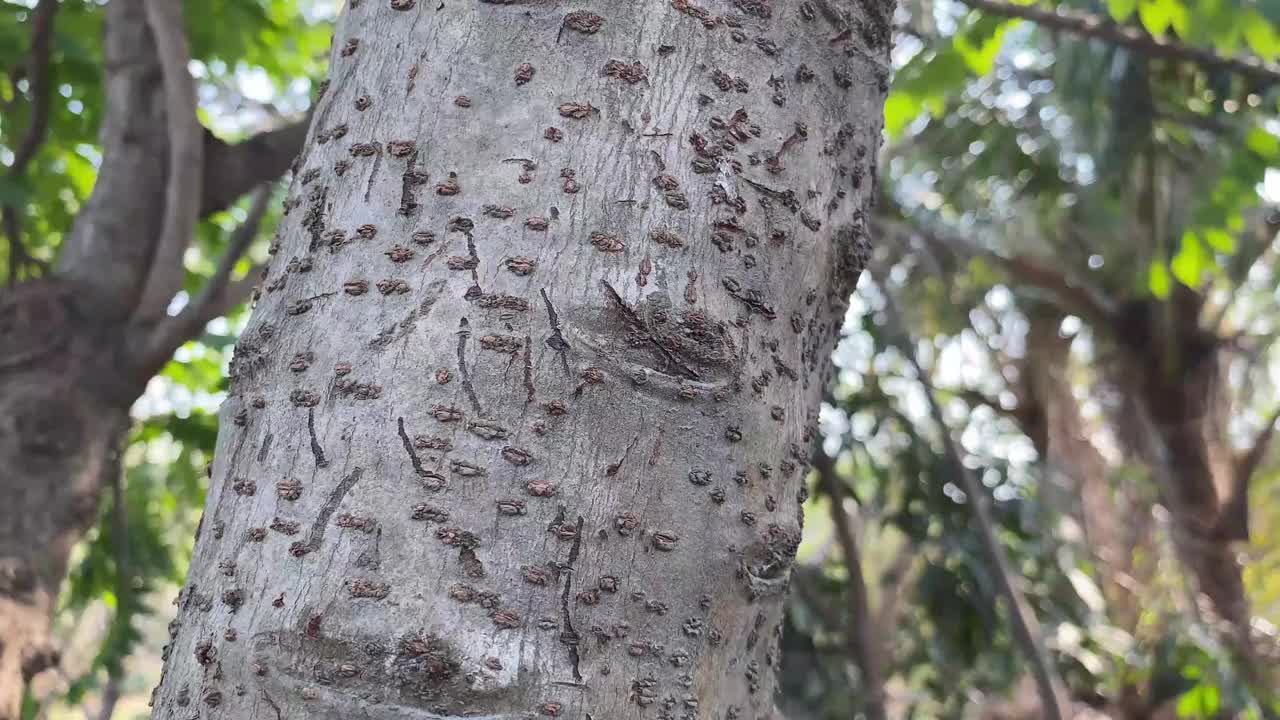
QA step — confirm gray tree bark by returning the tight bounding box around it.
[149,2,889,719]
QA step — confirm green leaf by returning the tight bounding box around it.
[884,92,923,138]
[1176,683,1221,717]
[1107,0,1138,21]
[1201,227,1237,254]
[1171,231,1211,287]
[1245,127,1280,159]
[1138,0,1190,36]
[1243,10,1280,60]
[1149,260,1173,298]
[955,16,1014,76]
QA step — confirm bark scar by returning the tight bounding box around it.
[307,408,329,468]
[523,335,535,403]
[557,512,586,682]
[262,690,283,720]
[363,143,383,202]
[398,148,424,216]
[304,466,362,553]
[258,431,274,463]
[456,318,483,414]
[397,417,430,477]
[540,288,572,376]
[606,434,640,477]
[599,279,701,380]
[648,428,664,467]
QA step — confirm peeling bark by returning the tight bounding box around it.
[151,2,888,718]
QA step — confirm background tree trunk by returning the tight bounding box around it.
[149,1,888,718]
[0,0,305,712]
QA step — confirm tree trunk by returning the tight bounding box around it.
[149,2,889,718]
[0,1,306,713]
[1016,312,1142,629]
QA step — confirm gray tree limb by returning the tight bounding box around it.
[957,0,1280,86]
[134,0,204,321]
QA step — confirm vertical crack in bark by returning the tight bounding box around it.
[455,318,483,414]
[305,467,363,552]
[397,417,430,476]
[599,280,702,380]
[605,434,640,477]
[557,513,585,682]
[307,408,329,468]
[363,143,383,202]
[398,149,423,216]
[648,429,664,467]
[257,432,274,463]
[523,335,535,403]
[261,690,283,720]
[304,186,328,251]
[465,233,483,297]
[540,288,572,376]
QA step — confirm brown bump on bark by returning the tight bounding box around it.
[435,171,461,195]
[526,479,557,497]
[590,232,624,253]
[385,245,414,262]
[563,11,604,33]
[603,59,648,84]
[276,478,303,500]
[558,102,596,119]
[506,256,537,275]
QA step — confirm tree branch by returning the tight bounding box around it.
[134,0,204,320]
[880,290,1071,720]
[874,216,1117,329]
[812,449,888,720]
[1215,406,1280,542]
[201,119,310,217]
[955,0,1280,86]
[10,0,59,176]
[137,185,272,379]
[3,0,59,284]
[1237,406,1280,486]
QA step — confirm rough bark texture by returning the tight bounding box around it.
[150,2,887,719]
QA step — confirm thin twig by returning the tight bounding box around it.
[956,0,1280,86]
[135,0,204,319]
[92,676,120,720]
[874,216,1117,329]
[3,0,59,283]
[138,184,270,376]
[10,0,59,176]
[880,287,1070,720]
[142,184,272,371]
[100,468,130,720]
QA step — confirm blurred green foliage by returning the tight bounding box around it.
[2,0,1277,717]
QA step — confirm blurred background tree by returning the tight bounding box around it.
[1,0,1276,717]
